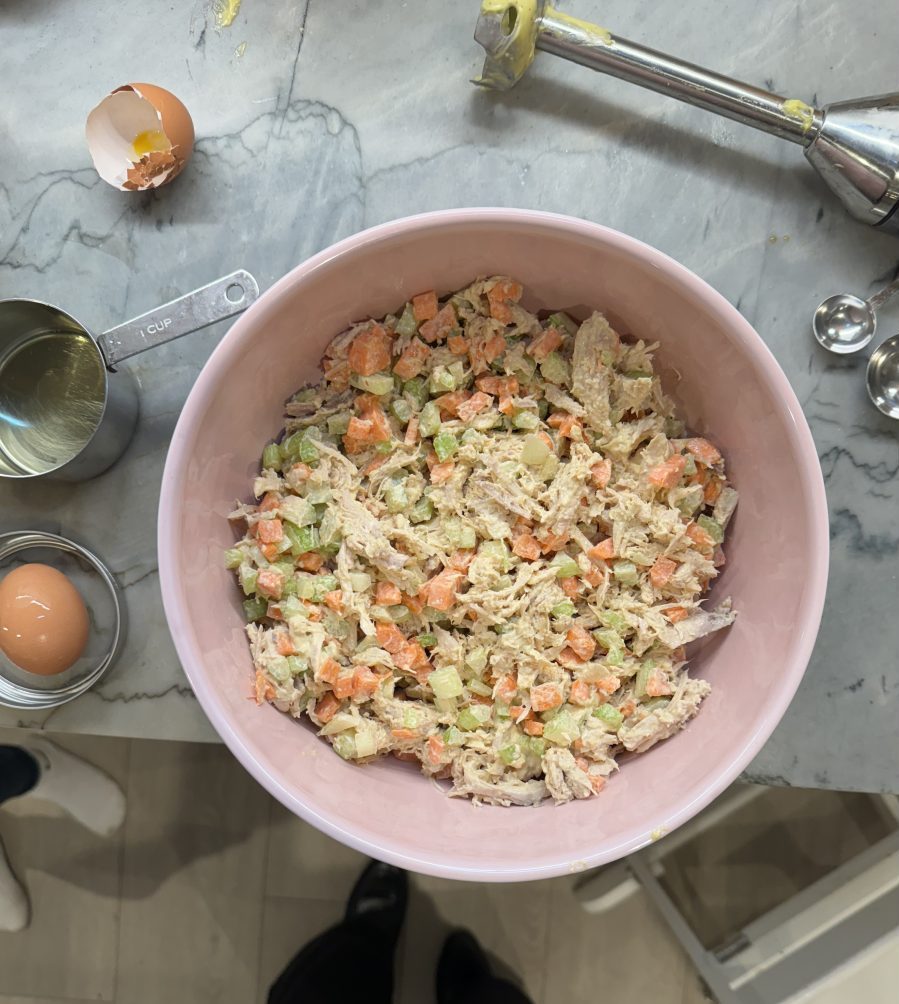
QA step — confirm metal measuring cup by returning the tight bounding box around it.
[0,270,258,481]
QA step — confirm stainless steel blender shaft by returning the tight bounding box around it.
[474,1,899,233]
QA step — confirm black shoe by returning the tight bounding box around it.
[437,929,492,1004]
[345,860,408,945]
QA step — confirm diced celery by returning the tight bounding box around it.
[408,497,434,524]
[417,633,437,648]
[239,566,258,596]
[403,378,428,410]
[243,596,267,621]
[280,576,298,598]
[351,372,394,395]
[429,365,456,394]
[402,708,420,729]
[396,303,418,337]
[448,360,467,386]
[465,646,488,673]
[458,525,476,549]
[385,483,409,513]
[262,443,281,469]
[593,629,619,651]
[613,560,639,586]
[683,454,697,476]
[318,541,341,558]
[280,595,303,619]
[467,679,493,697]
[624,369,651,380]
[593,704,623,730]
[642,697,671,712]
[605,645,626,668]
[354,728,379,758]
[456,708,483,731]
[543,710,579,746]
[224,548,243,570]
[479,539,511,572]
[512,410,539,430]
[419,401,441,438]
[273,559,295,578]
[279,431,303,462]
[429,667,464,700]
[308,487,333,505]
[388,604,410,622]
[551,553,580,579]
[433,430,458,462]
[598,611,628,632]
[348,571,372,593]
[546,311,578,335]
[268,656,291,683]
[499,744,521,765]
[697,514,725,544]
[298,437,319,464]
[665,417,685,437]
[391,398,413,423]
[443,725,465,747]
[521,433,550,467]
[635,658,655,698]
[369,604,393,622]
[327,413,351,436]
[460,428,480,445]
[445,517,475,549]
[332,734,356,760]
[287,655,308,676]
[540,453,560,482]
[537,399,549,419]
[540,352,570,385]
[551,600,576,618]
[374,441,394,455]
[528,736,547,756]
[285,523,319,555]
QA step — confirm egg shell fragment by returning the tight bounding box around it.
[86,83,195,192]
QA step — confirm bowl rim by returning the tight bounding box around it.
[158,208,830,881]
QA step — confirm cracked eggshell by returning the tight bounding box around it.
[86,83,195,192]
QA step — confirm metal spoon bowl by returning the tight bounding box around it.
[866,334,899,419]
[813,293,876,353]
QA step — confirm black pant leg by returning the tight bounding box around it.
[0,746,39,804]
[466,974,535,1004]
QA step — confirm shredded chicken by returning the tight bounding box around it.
[227,278,738,806]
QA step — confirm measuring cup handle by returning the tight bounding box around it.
[96,270,260,369]
[868,275,899,312]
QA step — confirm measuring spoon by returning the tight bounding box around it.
[813,276,899,354]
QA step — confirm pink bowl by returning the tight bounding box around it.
[158,210,828,881]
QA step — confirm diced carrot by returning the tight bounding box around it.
[569,680,594,706]
[509,705,531,721]
[259,492,281,512]
[588,538,615,561]
[347,416,375,442]
[352,666,382,699]
[394,641,430,672]
[323,590,344,613]
[559,646,586,667]
[303,602,323,622]
[393,338,430,380]
[583,566,604,588]
[447,334,468,355]
[457,391,492,423]
[266,602,284,621]
[589,775,607,794]
[430,460,455,484]
[347,324,392,376]
[342,436,368,456]
[420,568,464,610]
[481,333,507,365]
[512,532,541,561]
[686,522,715,552]
[402,592,424,615]
[476,374,519,397]
[557,415,583,439]
[648,455,687,489]
[650,555,677,590]
[376,622,407,654]
[704,478,723,505]
[498,395,515,416]
[547,411,568,429]
[404,415,419,446]
[596,676,621,696]
[566,625,597,661]
[575,756,591,773]
[522,719,544,737]
[448,550,475,571]
[419,303,457,344]
[527,326,563,361]
[663,605,690,623]
[487,278,523,323]
[645,667,673,698]
[538,532,569,555]
[537,431,554,451]
[274,633,294,657]
[254,669,276,704]
[619,698,637,719]
[354,394,391,441]
[530,683,563,711]
[323,357,350,389]
[426,734,446,765]
[315,693,341,723]
[376,581,403,606]
[361,455,387,477]
[260,542,279,561]
[288,462,312,482]
[672,646,687,662]
[316,657,341,684]
[256,568,284,600]
[434,390,471,419]
[560,577,581,598]
[686,438,722,466]
[333,673,355,700]
[590,460,612,489]
[495,675,518,703]
[296,551,324,572]
[390,727,419,741]
[412,290,439,322]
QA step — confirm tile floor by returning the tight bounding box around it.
[0,731,894,1004]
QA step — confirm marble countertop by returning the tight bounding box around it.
[1,0,897,793]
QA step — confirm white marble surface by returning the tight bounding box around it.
[0,0,897,791]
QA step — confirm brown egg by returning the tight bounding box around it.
[86,82,195,192]
[0,564,89,676]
